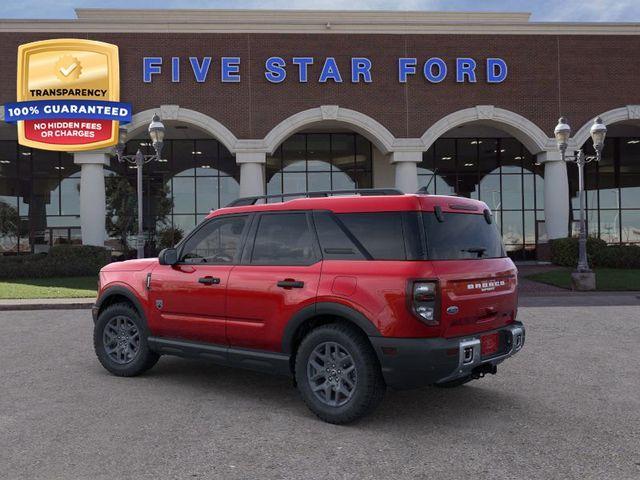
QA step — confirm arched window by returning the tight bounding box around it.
[420,137,544,259]
[266,133,373,198]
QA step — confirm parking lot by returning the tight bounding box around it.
[1,305,639,480]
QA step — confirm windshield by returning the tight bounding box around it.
[422,212,505,260]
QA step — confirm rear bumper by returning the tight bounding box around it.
[369,322,525,390]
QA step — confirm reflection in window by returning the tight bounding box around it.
[182,215,247,264]
[570,137,640,244]
[266,133,372,197]
[0,141,80,253]
[420,138,543,259]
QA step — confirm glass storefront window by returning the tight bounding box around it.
[570,137,640,245]
[422,136,544,259]
[621,210,640,243]
[266,133,373,196]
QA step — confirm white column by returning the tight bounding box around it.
[237,152,266,197]
[74,151,109,246]
[391,151,421,193]
[538,151,569,240]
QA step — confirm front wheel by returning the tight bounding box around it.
[94,303,159,377]
[295,324,385,424]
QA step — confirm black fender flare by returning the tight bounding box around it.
[281,302,381,354]
[94,285,147,324]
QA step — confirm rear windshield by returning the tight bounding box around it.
[422,212,505,260]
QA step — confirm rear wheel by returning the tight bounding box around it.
[295,323,385,424]
[94,303,159,377]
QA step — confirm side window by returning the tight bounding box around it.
[337,212,406,260]
[180,215,248,264]
[251,213,318,265]
[313,211,366,260]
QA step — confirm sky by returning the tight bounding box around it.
[0,0,639,22]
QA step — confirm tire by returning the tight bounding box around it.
[434,375,473,388]
[295,323,385,424]
[94,302,159,377]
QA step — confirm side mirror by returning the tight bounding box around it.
[158,248,178,266]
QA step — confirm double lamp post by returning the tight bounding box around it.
[553,116,607,289]
[113,114,166,259]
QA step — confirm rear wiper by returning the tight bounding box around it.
[462,247,487,258]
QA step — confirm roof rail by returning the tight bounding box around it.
[225,188,404,207]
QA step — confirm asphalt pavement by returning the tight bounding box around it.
[1,306,639,480]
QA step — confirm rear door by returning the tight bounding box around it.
[226,211,322,351]
[148,214,250,344]
[422,211,518,338]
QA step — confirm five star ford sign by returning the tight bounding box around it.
[4,39,132,151]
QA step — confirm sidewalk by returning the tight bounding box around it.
[0,297,95,311]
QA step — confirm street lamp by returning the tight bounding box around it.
[114,114,166,259]
[553,116,607,288]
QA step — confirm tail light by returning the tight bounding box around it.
[410,280,439,326]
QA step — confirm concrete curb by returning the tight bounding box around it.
[0,298,94,311]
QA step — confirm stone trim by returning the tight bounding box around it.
[263,106,396,155]
[571,105,640,148]
[1,10,640,35]
[127,106,239,154]
[420,105,554,154]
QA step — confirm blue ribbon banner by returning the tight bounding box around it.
[4,100,132,124]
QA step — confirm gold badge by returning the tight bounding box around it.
[15,38,122,151]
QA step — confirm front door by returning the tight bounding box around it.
[226,212,322,352]
[149,214,250,344]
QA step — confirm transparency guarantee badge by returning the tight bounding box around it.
[4,39,132,151]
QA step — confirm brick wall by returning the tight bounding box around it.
[1,32,638,140]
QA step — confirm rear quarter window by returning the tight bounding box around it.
[337,212,406,260]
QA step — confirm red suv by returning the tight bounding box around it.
[92,189,525,424]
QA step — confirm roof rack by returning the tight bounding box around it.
[225,188,404,207]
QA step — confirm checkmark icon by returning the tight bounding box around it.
[54,55,82,82]
[59,62,78,77]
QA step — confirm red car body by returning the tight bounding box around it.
[94,193,524,390]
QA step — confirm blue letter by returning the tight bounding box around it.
[221,57,241,83]
[456,58,477,83]
[398,58,416,83]
[487,58,508,83]
[189,57,211,83]
[143,57,162,83]
[424,58,447,83]
[351,57,372,83]
[292,57,313,82]
[171,57,180,83]
[265,56,286,83]
[319,57,342,83]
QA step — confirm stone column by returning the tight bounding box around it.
[538,151,569,240]
[237,151,266,197]
[391,151,421,193]
[74,150,110,246]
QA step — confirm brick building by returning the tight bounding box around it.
[0,9,639,258]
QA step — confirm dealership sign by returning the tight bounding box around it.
[142,56,508,84]
[4,39,132,151]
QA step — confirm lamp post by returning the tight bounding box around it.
[114,114,166,259]
[553,116,607,289]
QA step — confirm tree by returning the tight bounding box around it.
[105,176,173,254]
[0,201,20,251]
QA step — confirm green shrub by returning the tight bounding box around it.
[593,244,640,269]
[550,237,640,269]
[0,245,111,279]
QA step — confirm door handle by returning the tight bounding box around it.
[198,276,221,285]
[277,279,304,289]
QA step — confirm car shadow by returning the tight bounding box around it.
[129,356,523,427]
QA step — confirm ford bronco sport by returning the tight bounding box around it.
[92,189,525,424]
